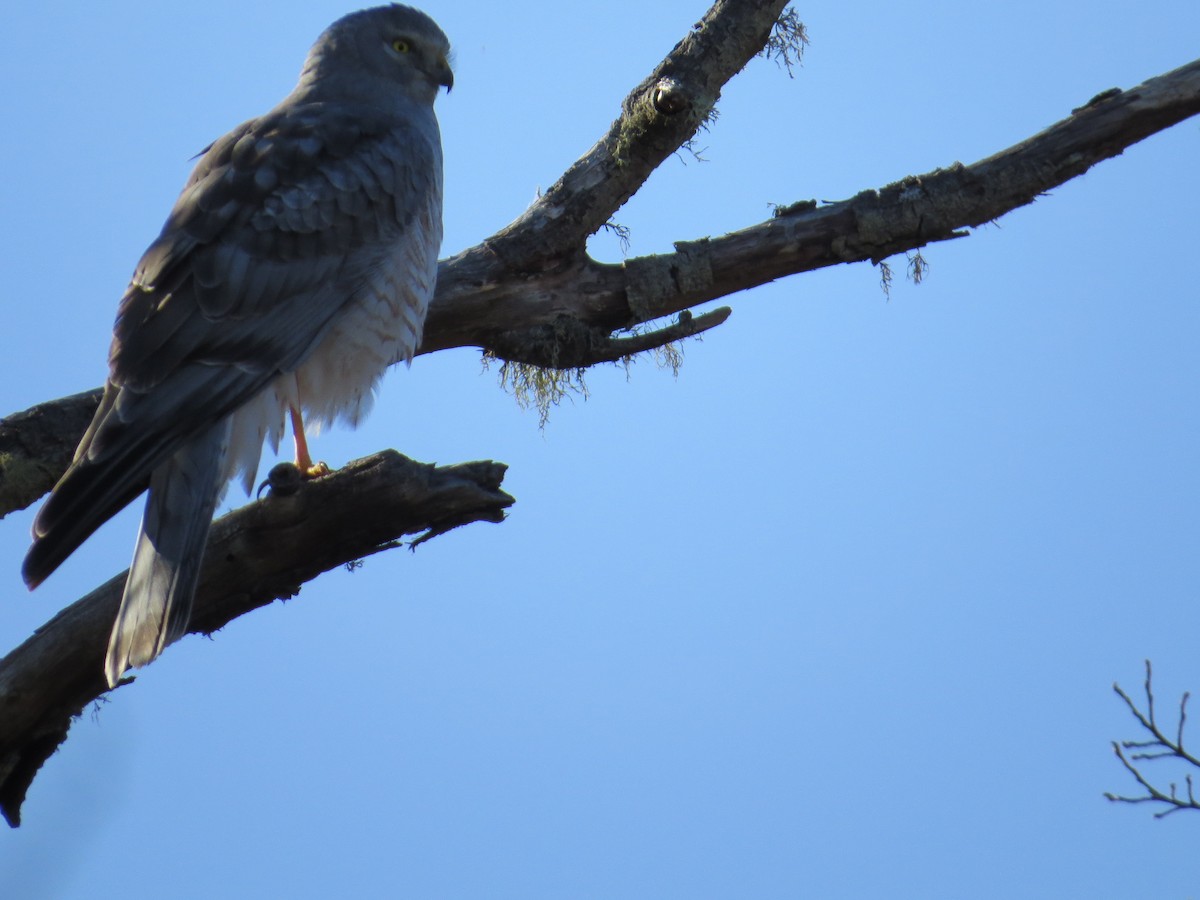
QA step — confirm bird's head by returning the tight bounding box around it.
[300,4,453,106]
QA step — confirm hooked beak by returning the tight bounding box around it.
[437,54,454,92]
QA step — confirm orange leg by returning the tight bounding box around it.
[289,405,330,478]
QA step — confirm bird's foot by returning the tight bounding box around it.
[301,460,331,479]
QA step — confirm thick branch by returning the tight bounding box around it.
[0,451,513,826]
[427,56,1200,356]
[9,55,1198,514]
[484,0,791,268]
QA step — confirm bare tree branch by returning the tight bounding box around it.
[6,55,1199,518]
[1106,660,1200,818]
[424,58,1200,354]
[0,452,513,826]
[481,0,792,267]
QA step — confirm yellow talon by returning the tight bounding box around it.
[302,461,331,479]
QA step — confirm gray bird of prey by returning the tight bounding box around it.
[22,4,452,688]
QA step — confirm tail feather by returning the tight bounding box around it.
[105,418,231,687]
[25,365,265,591]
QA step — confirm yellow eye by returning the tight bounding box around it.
[391,38,410,54]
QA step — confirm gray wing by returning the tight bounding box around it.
[24,100,438,587]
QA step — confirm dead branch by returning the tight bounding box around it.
[0,452,512,826]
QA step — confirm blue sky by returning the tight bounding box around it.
[2,1,1199,897]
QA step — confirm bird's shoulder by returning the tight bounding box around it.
[135,99,437,290]
[188,100,402,194]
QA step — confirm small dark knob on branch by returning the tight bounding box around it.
[653,78,689,115]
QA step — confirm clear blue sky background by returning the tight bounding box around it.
[2,1,1198,897]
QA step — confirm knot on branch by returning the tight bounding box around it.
[1073,87,1123,114]
[616,78,717,167]
[653,77,691,115]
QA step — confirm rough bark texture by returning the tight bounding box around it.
[0,452,512,826]
[1,0,1199,825]
[0,389,104,517]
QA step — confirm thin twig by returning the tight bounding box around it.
[1106,660,1200,817]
